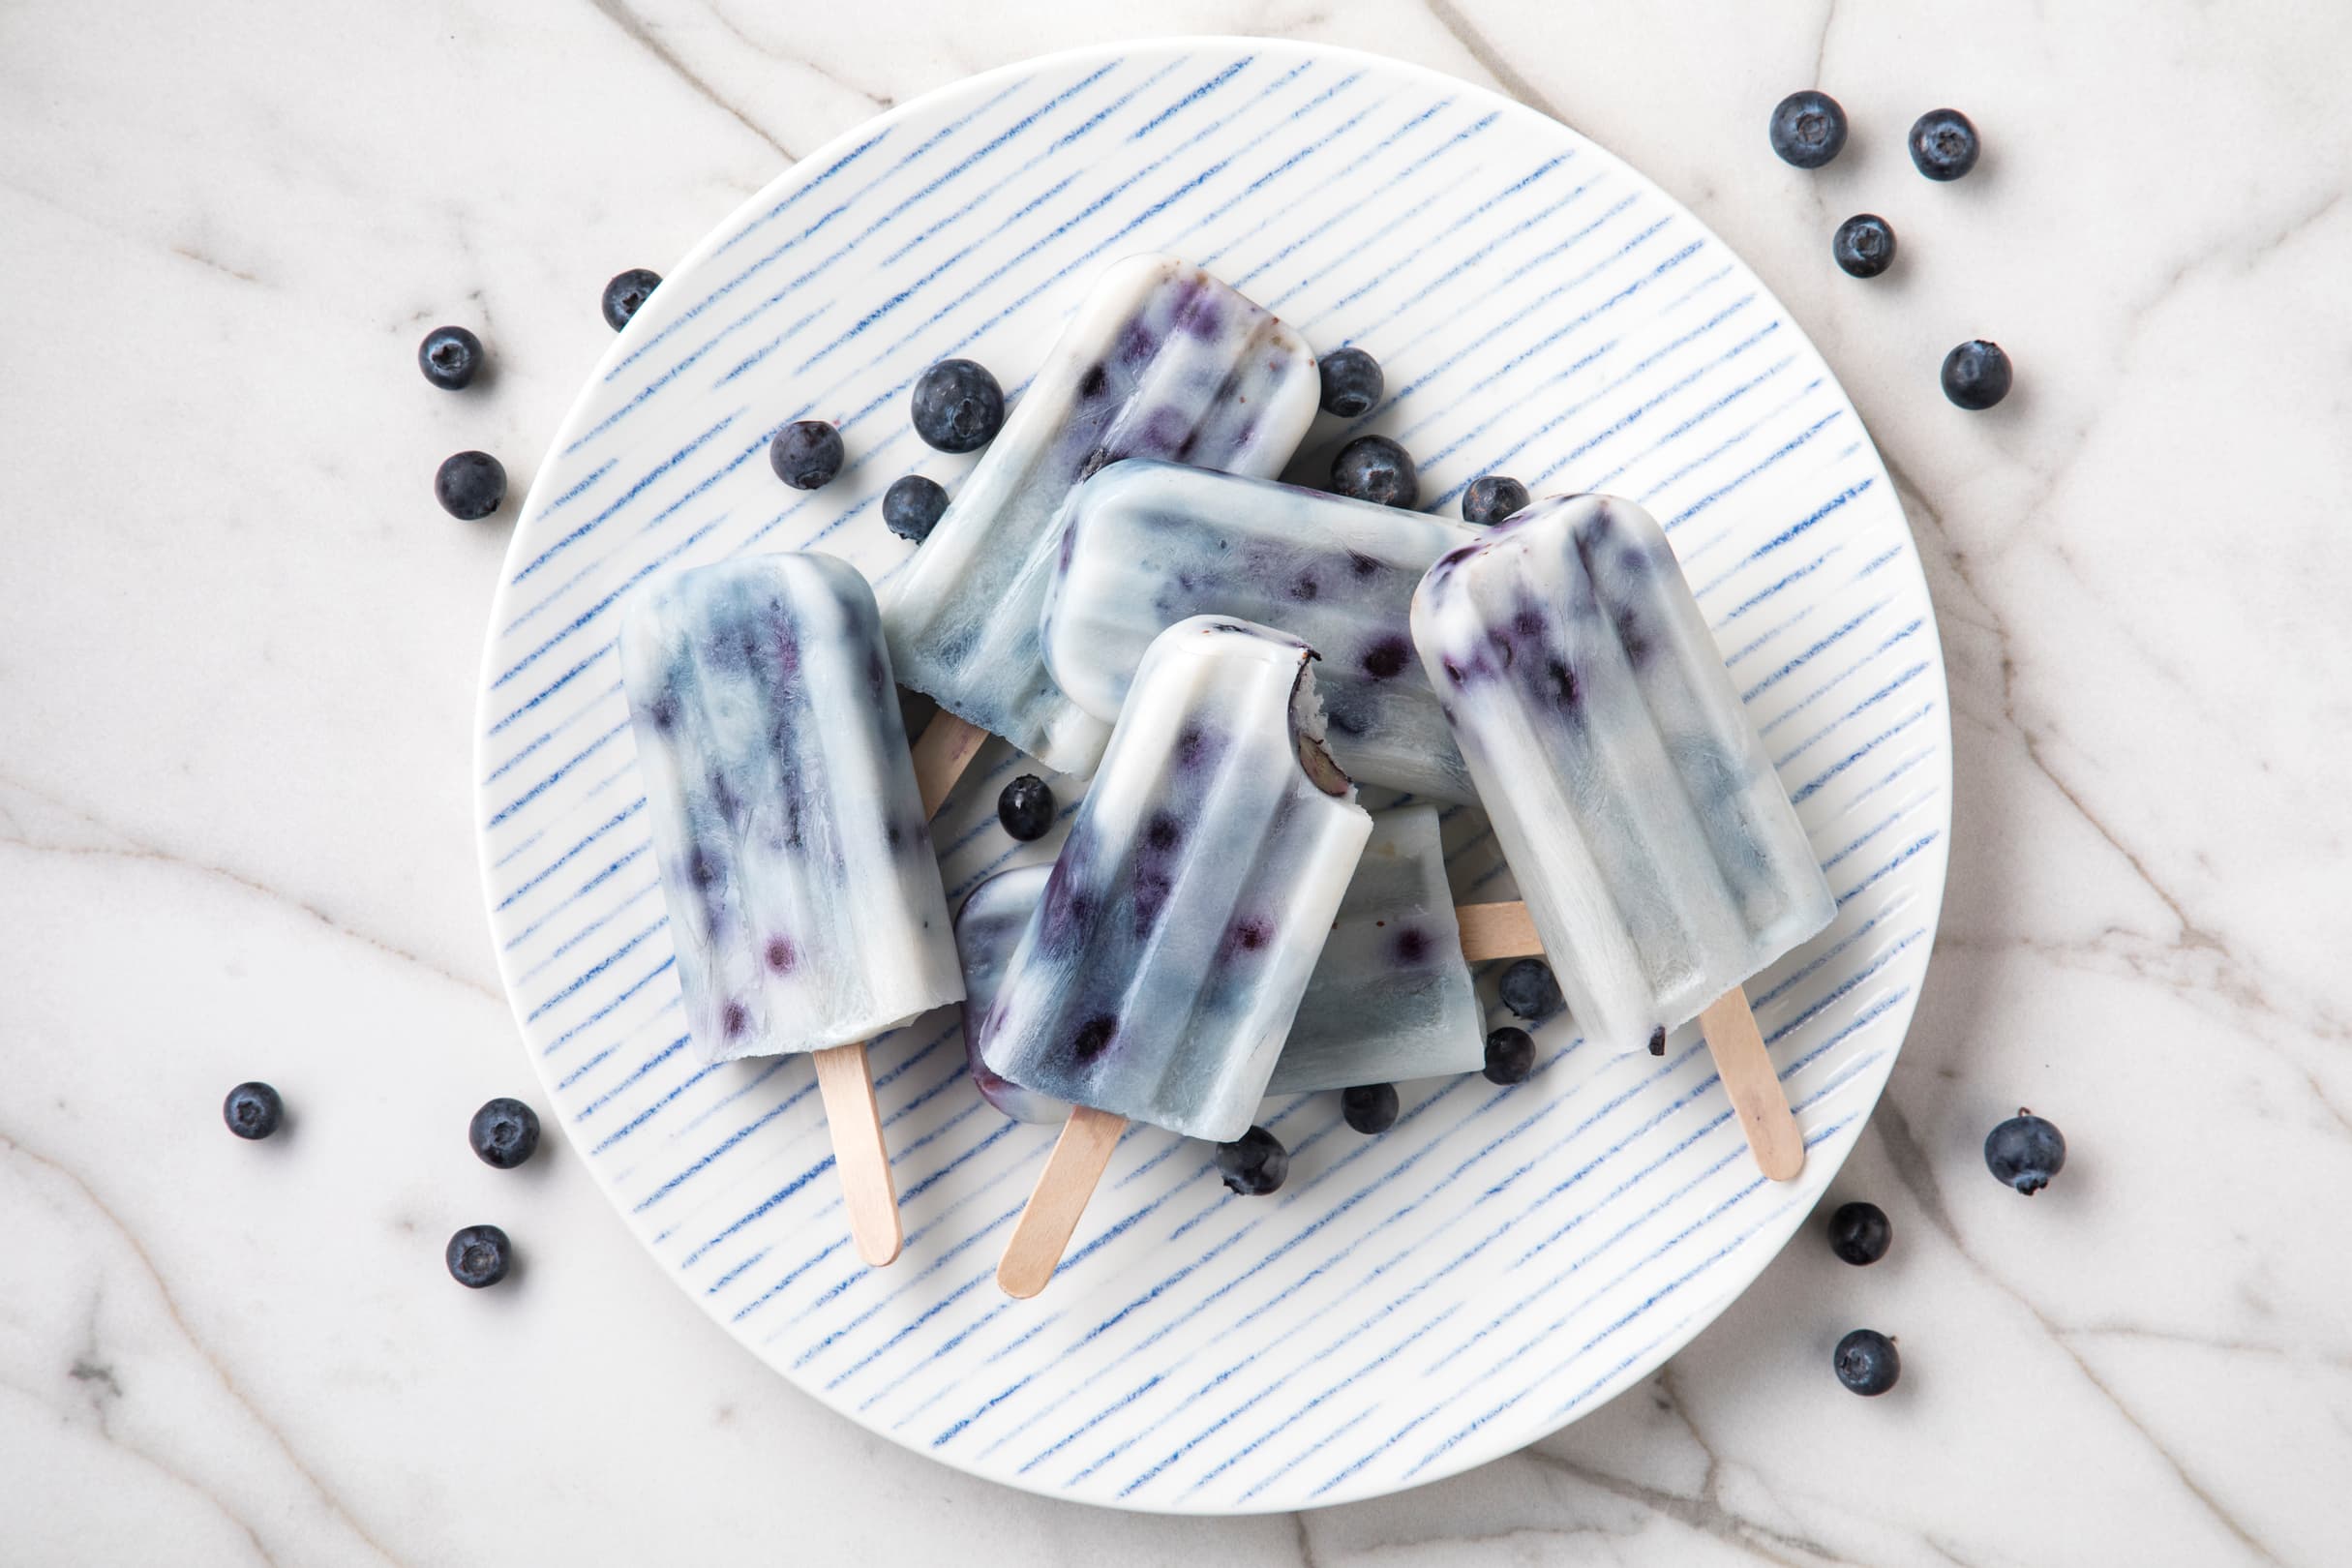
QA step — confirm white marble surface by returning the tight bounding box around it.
[5,0,2349,1561]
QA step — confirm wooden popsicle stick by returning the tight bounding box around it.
[1697,989,1805,1182]
[911,710,990,818]
[812,1041,904,1267]
[997,1104,1127,1299]
[1455,900,1543,961]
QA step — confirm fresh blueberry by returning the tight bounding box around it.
[883,474,949,543]
[417,325,483,390]
[1833,1328,1900,1395]
[1769,90,1849,169]
[468,1098,541,1169]
[223,1082,284,1140]
[1832,214,1897,278]
[1908,108,1980,181]
[1483,1026,1536,1085]
[1941,340,2012,410]
[910,358,1006,453]
[1341,1083,1400,1134]
[446,1224,512,1289]
[1827,1200,1892,1265]
[997,774,1055,840]
[1316,347,1383,418]
[601,268,662,330]
[1331,435,1419,508]
[769,421,844,489]
[1216,1126,1289,1196]
[1497,958,1564,1021]
[1984,1108,2066,1194]
[1462,474,1530,526]
[435,451,505,520]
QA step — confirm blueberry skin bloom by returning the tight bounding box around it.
[223,1082,284,1140]
[1216,1126,1289,1195]
[1984,1109,2066,1194]
[1330,436,1419,508]
[1909,108,1980,181]
[601,268,662,330]
[883,474,949,543]
[1941,341,2013,410]
[1316,347,1383,417]
[910,358,1006,453]
[469,1098,541,1169]
[446,1224,512,1288]
[1832,214,1897,278]
[769,421,845,489]
[1769,90,1849,168]
[1834,1328,1900,1395]
[418,325,482,390]
[436,451,506,520]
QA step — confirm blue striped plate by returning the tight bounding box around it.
[474,39,1949,1513]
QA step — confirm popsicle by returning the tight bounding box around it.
[1410,494,1835,1179]
[618,553,964,1264]
[1041,459,1483,802]
[980,616,1372,1295]
[954,806,1482,1124]
[883,255,1320,801]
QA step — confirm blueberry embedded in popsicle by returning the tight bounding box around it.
[1359,637,1409,680]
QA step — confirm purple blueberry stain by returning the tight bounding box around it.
[1360,637,1409,680]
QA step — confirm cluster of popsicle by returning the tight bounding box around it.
[616,255,1836,1295]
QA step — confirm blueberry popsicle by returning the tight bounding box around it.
[619,553,963,1263]
[1411,495,1834,1178]
[883,256,1320,799]
[954,806,1482,1123]
[981,617,1372,1295]
[1042,459,1483,802]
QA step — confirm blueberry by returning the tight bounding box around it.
[1827,1200,1892,1265]
[1941,340,2012,410]
[1833,1328,1900,1395]
[468,1098,541,1169]
[1832,214,1897,279]
[223,1082,284,1140]
[1908,108,1980,181]
[1497,958,1564,1021]
[1331,435,1419,508]
[1316,347,1383,418]
[1984,1108,2066,1194]
[1483,1026,1536,1085]
[769,421,844,489]
[417,325,483,390]
[909,358,1006,453]
[883,474,949,542]
[997,774,1054,840]
[1769,90,1849,169]
[601,268,662,330]
[435,451,506,520]
[1462,474,1530,526]
[446,1224,512,1288]
[1341,1083,1400,1134]
[1216,1126,1289,1195]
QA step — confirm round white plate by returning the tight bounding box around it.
[474,38,1949,1514]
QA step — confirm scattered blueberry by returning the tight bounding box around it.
[1832,214,1897,278]
[468,1098,541,1169]
[435,451,505,520]
[1497,958,1564,1021]
[1908,108,1980,181]
[1462,474,1530,526]
[910,358,1006,453]
[417,325,483,390]
[1768,90,1849,169]
[1984,1108,2066,1194]
[601,268,662,330]
[1941,340,2012,410]
[883,474,949,543]
[223,1082,284,1140]
[997,774,1054,840]
[1483,1026,1536,1085]
[1331,435,1419,508]
[1316,347,1383,418]
[446,1224,512,1289]
[769,421,844,489]
[1833,1328,1900,1395]
[1341,1083,1400,1134]
[1216,1127,1289,1196]
[1827,1200,1892,1265]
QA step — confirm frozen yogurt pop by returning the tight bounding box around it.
[954,806,1482,1124]
[1410,494,1835,1179]
[980,616,1372,1295]
[619,553,964,1264]
[1042,460,1483,803]
[883,256,1319,800]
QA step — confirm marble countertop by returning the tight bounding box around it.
[6,1,2348,1563]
